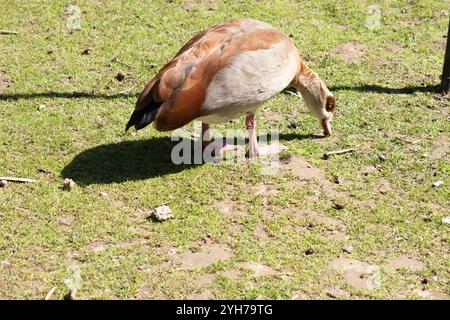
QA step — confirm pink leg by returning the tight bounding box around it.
[201,122,237,156]
[245,114,288,158]
[245,114,259,158]
[201,123,211,149]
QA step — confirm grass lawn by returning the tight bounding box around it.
[0,0,449,299]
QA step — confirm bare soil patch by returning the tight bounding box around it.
[254,223,272,242]
[0,70,12,93]
[297,209,346,231]
[86,241,108,253]
[281,157,327,181]
[171,243,233,270]
[187,290,215,300]
[216,200,246,220]
[218,270,240,279]
[330,257,381,290]
[428,135,449,161]
[386,255,426,272]
[332,43,367,63]
[413,289,449,300]
[240,262,278,277]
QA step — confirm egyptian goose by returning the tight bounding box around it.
[126,19,336,157]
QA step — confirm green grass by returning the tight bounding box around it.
[0,0,449,299]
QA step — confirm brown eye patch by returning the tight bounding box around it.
[325,95,336,113]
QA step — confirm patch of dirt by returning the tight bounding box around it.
[254,183,279,196]
[196,274,216,286]
[216,200,246,219]
[377,178,392,195]
[433,37,447,51]
[328,230,350,241]
[86,241,108,253]
[254,183,279,206]
[386,255,426,272]
[260,109,284,123]
[138,284,167,299]
[361,165,379,176]
[254,223,272,242]
[428,135,450,161]
[171,243,233,270]
[326,287,351,299]
[413,289,449,300]
[291,291,311,300]
[330,257,381,290]
[228,223,245,237]
[298,209,346,231]
[332,43,367,63]
[281,157,327,181]
[218,270,240,280]
[280,156,340,198]
[240,262,278,277]
[0,70,12,93]
[187,290,215,300]
[138,283,151,298]
[57,216,72,227]
[358,199,377,210]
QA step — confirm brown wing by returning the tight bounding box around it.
[134,19,287,132]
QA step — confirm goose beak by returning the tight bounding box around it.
[322,116,333,136]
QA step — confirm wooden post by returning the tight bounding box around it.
[442,17,450,93]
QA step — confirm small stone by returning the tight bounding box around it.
[334,176,344,184]
[38,104,47,110]
[334,202,345,210]
[342,245,353,254]
[63,178,76,191]
[199,234,214,245]
[326,287,350,299]
[378,154,386,162]
[432,180,444,188]
[306,222,315,229]
[82,47,92,55]
[0,180,7,188]
[99,192,108,197]
[149,205,173,222]
[57,216,71,226]
[116,72,126,81]
[442,216,450,224]
[38,168,52,174]
[304,248,317,255]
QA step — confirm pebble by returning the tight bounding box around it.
[149,205,173,222]
[116,72,126,81]
[304,248,317,255]
[432,180,444,188]
[82,47,92,55]
[63,178,76,191]
[342,245,353,254]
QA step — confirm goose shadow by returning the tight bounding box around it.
[61,137,198,185]
[62,132,321,185]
